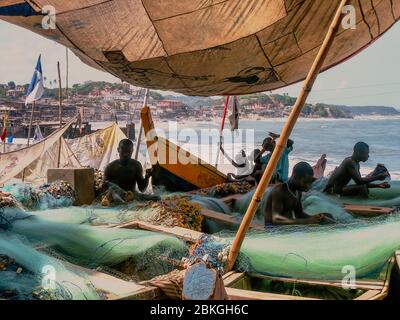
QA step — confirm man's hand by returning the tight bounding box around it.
[320,213,335,223]
[378,182,391,189]
[145,168,153,178]
[307,214,324,224]
[269,132,280,140]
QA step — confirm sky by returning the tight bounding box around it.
[0,20,400,108]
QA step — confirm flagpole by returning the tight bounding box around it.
[27,101,35,147]
[57,61,63,168]
[2,111,6,153]
[215,96,230,169]
[65,48,69,100]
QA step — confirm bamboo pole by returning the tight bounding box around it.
[215,96,230,169]
[226,0,349,271]
[134,88,150,160]
[57,61,63,168]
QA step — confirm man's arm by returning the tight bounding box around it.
[270,191,321,225]
[135,163,151,192]
[348,162,386,185]
[103,163,114,185]
[219,144,246,168]
[293,193,311,219]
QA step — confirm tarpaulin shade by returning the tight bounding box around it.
[0,0,399,96]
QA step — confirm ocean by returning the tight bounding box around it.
[9,117,399,180]
[159,116,400,180]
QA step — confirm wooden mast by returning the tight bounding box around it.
[134,88,149,160]
[215,96,230,169]
[226,0,349,271]
[57,61,63,168]
[26,101,35,147]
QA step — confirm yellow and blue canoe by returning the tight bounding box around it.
[141,106,227,192]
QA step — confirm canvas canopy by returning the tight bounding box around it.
[0,0,398,96]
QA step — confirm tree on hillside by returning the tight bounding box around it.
[7,81,16,90]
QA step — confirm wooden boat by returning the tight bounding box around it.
[141,106,227,192]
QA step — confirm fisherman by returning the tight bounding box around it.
[323,142,390,197]
[254,133,294,184]
[104,139,159,202]
[264,162,334,226]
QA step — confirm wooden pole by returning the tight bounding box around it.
[27,101,35,147]
[134,88,149,160]
[2,111,6,153]
[226,0,349,271]
[57,61,63,168]
[57,61,63,128]
[215,96,230,168]
[65,48,69,100]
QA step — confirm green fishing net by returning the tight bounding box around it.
[0,233,101,300]
[229,215,400,280]
[2,182,75,211]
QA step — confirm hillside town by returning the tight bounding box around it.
[1,81,399,138]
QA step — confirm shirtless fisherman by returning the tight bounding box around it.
[104,139,160,203]
[323,142,390,197]
[265,162,333,226]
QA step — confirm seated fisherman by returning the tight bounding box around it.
[265,162,334,226]
[254,133,294,183]
[219,139,259,184]
[104,139,159,203]
[323,142,390,197]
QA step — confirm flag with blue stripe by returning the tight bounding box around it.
[25,55,44,106]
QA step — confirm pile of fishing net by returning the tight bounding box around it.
[0,191,20,208]
[1,205,188,281]
[0,234,102,300]
[2,181,75,210]
[194,182,253,198]
[147,196,204,231]
[94,169,106,196]
[230,215,400,280]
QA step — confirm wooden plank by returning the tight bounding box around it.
[223,272,246,287]
[226,287,318,300]
[113,220,203,243]
[344,204,394,217]
[354,290,380,300]
[201,209,264,231]
[252,273,385,291]
[59,259,159,300]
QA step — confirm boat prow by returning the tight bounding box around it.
[141,106,227,192]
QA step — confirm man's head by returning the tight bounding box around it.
[290,162,315,192]
[353,142,369,162]
[118,139,134,163]
[262,137,275,152]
